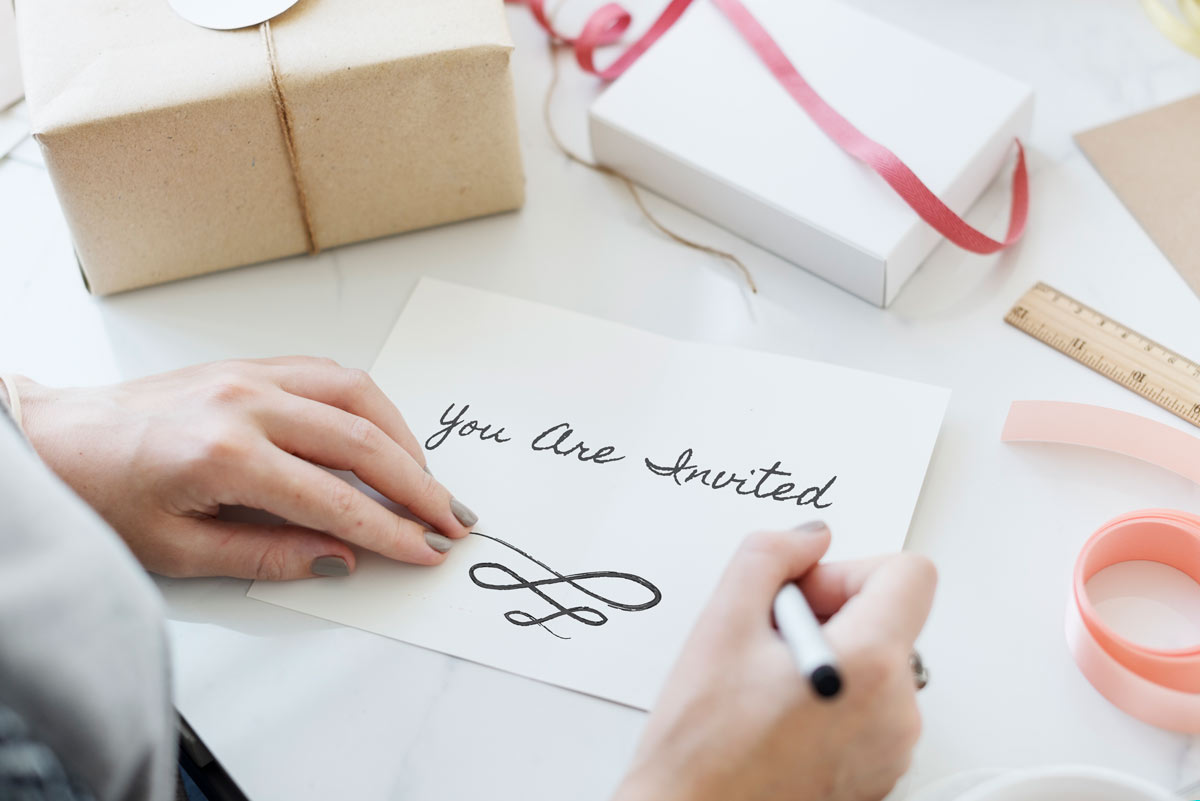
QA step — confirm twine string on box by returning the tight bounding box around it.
[261,20,319,254]
[542,39,759,293]
[260,6,744,279]
[511,0,1030,257]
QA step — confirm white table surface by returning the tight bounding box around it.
[2,1,1200,799]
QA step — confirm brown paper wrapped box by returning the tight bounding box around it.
[16,0,525,294]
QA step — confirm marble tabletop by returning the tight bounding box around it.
[2,1,1199,799]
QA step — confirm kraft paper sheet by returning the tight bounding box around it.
[1076,95,1200,302]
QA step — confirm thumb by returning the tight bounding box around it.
[181,518,358,580]
[708,522,832,628]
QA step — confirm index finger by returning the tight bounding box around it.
[798,555,892,618]
[231,444,450,565]
[812,553,937,650]
[256,358,428,468]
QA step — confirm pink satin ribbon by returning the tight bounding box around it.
[510,0,1029,255]
[1002,401,1200,732]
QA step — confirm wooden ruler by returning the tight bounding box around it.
[1005,282,1200,429]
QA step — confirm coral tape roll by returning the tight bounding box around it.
[1066,509,1200,733]
[1002,400,1200,732]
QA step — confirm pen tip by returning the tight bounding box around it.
[812,665,842,699]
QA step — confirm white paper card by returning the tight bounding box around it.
[248,280,949,709]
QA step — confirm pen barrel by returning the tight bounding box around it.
[774,583,841,694]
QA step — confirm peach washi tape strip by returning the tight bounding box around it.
[1002,400,1200,484]
[1002,400,1200,732]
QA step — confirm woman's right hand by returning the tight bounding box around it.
[615,523,937,801]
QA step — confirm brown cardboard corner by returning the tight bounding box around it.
[1075,94,1200,301]
[73,248,93,294]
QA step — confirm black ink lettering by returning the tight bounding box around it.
[752,462,793,498]
[644,448,836,510]
[425,402,466,451]
[590,445,621,462]
[769,482,796,500]
[479,427,511,444]
[734,469,760,496]
[531,422,626,464]
[797,476,837,508]
[531,422,572,453]
[710,470,735,490]
[644,448,696,486]
[424,402,512,451]
[468,532,662,639]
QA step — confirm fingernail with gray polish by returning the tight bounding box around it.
[425,531,455,553]
[450,498,479,528]
[311,555,349,577]
[794,520,828,533]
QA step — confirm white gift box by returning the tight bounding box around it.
[588,0,1034,306]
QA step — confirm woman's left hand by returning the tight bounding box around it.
[11,357,477,580]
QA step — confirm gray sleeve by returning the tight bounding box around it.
[0,407,176,801]
[0,705,98,801]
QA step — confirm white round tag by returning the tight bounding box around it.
[167,0,303,30]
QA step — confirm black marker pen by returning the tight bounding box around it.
[773,582,842,698]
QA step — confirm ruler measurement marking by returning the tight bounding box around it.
[1005,282,1200,428]
[1018,292,1197,399]
[1040,284,1200,372]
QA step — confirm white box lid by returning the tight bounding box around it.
[588,0,1033,262]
